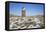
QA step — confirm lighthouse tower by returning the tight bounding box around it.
[22,7,26,17]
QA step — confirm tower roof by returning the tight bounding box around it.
[22,7,26,11]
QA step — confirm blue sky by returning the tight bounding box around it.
[9,3,44,16]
